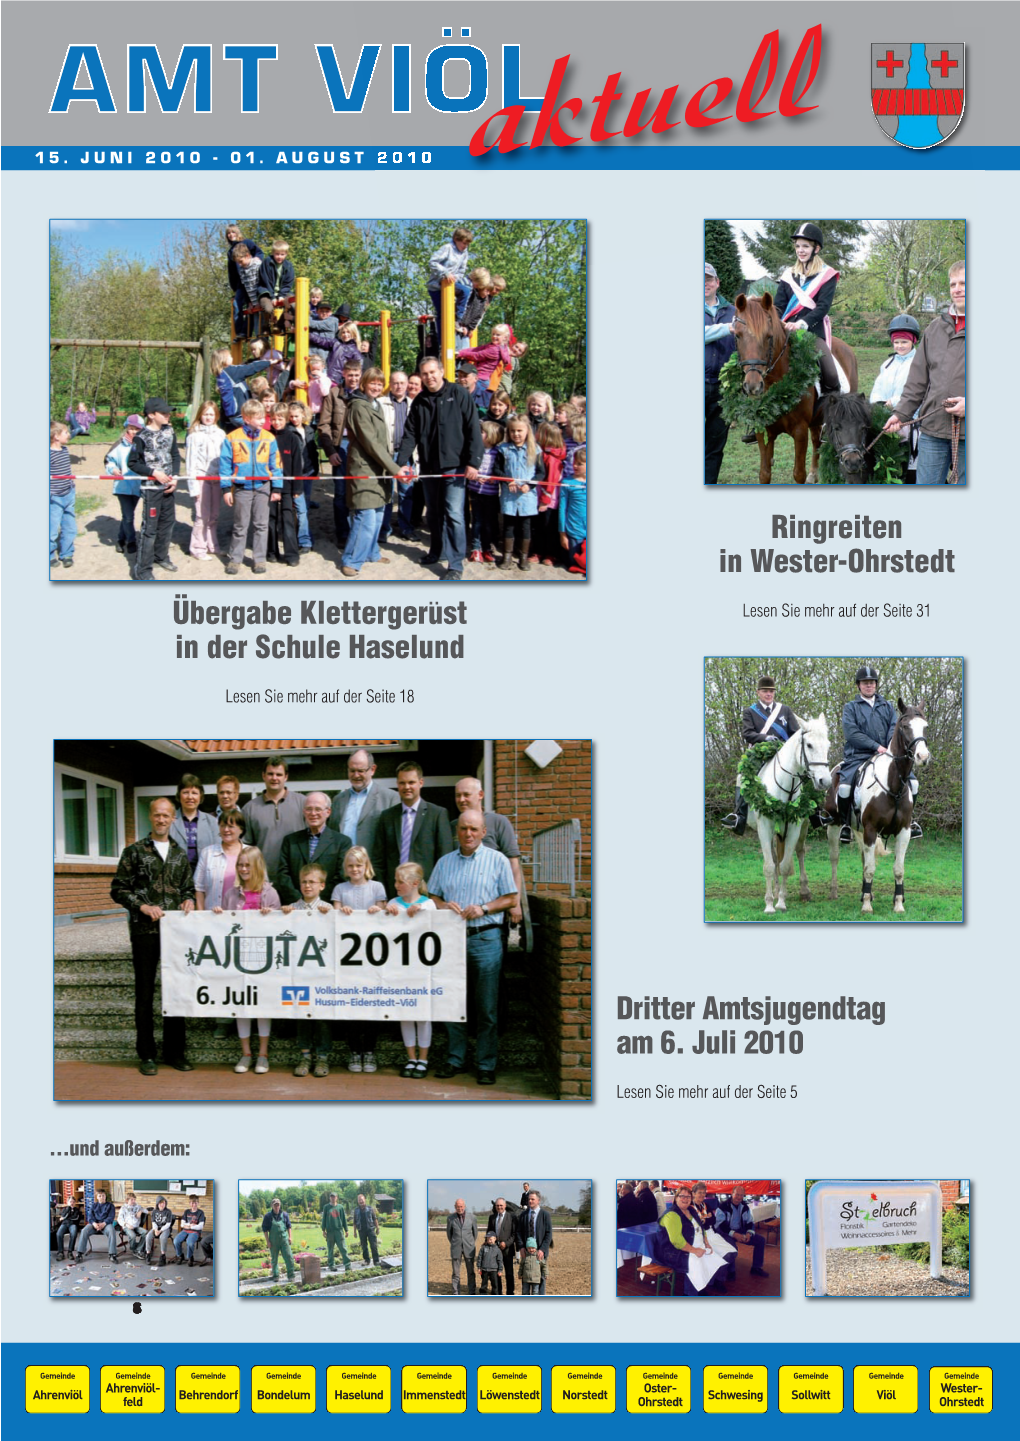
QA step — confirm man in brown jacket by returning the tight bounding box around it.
[884,261,965,485]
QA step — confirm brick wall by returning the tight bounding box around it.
[492,740,591,884]
[55,865,121,918]
[940,1179,965,1211]
[528,894,592,1100]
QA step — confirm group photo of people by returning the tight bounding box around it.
[616,1180,780,1298]
[49,218,587,580]
[704,657,963,922]
[705,218,965,486]
[238,1180,402,1298]
[426,1181,592,1297]
[54,738,593,1103]
[49,1179,214,1298]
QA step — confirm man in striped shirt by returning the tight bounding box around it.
[428,810,518,1086]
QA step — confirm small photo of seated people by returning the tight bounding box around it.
[49,1179,214,1297]
[54,738,592,1101]
[238,1180,402,1298]
[704,218,965,486]
[806,1179,970,1298]
[49,218,587,582]
[426,1180,592,1296]
[704,657,963,922]
[616,1180,780,1298]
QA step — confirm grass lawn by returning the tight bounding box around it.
[238,1218,402,1276]
[716,345,889,486]
[705,827,963,922]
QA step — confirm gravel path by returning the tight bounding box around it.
[805,1246,969,1297]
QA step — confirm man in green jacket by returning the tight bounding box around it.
[321,1192,352,1273]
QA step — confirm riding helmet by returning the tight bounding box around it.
[791,223,824,247]
[887,313,920,339]
[757,676,777,690]
[855,665,880,683]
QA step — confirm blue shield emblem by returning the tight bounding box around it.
[281,985,310,1007]
[871,44,964,148]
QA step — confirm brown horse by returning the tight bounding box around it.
[732,292,858,485]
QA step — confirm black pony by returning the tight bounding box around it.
[819,396,905,485]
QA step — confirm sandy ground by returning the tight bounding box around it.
[56,443,581,583]
[427,1228,591,1296]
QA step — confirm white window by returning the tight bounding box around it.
[55,765,125,863]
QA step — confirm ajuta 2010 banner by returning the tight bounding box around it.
[160,909,466,1021]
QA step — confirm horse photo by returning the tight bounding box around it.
[823,701,931,914]
[746,716,832,915]
[732,292,858,485]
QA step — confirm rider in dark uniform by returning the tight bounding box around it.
[833,664,923,843]
[722,677,800,836]
[705,262,738,484]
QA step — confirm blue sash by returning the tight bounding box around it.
[754,703,789,742]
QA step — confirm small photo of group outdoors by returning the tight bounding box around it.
[49,218,587,581]
[617,1180,780,1298]
[806,1179,970,1298]
[704,218,965,486]
[54,739,592,1102]
[426,1180,592,1297]
[49,1178,214,1298]
[238,1180,402,1299]
[705,657,963,921]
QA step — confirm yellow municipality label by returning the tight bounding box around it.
[477,1364,542,1413]
[551,1365,616,1413]
[779,1365,844,1414]
[703,1364,768,1414]
[327,1365,392,1413]
[100,1365,165,1414]
[401,1366,467,1414]
[627,1365,690,1413]
[854,1365,918,1414]
[929,1366,993,1415]
[251,1364,316,1413]
[175,1365,241,1413]
[25,1365,90,1413]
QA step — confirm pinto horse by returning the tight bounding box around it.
[824,700,930,914]
[732,292,858,485]
[746,716,832,915]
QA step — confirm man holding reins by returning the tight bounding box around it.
[829,665,923,843]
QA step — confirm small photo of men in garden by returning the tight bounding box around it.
[238,1180,402,1297]
[705,657,963,922]
[49,1179,214,1297]
[426,1180,592,1297]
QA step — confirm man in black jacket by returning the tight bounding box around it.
[487,1197,519,1295]
[370,761,454,892]
[276,793,352,903]
[110,796,196,1074]
[722,677,801,835]
[516,1190,553,1295]
[396,356,483,580]
[834,665,922,843]
[713,1185,769,1280]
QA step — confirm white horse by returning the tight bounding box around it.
[746,715,832,915]
[827,701,930,914]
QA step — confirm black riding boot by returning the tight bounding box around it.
[837,792,853,844]
[721,793,748,836]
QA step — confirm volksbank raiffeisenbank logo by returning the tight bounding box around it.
[871,43,965,148]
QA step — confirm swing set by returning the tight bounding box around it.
[49,335,209,427]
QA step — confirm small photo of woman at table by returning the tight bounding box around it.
[616,1179,780,1297]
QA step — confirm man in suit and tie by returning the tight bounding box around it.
[327,747,399,856]
[276,793,353,903]
[486,1196,519,1295]
[721,676,802,836]
[446,1198,478,1296]
[370,760,454,893]
[516,1189,553,1295]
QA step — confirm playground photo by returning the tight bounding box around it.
[426,1180,592,1296]
[238,1181,402,1298]
[616,1180,780,1298]
[704,218,965,486]
[49,218,587,581]
[805,1179,970,1298]
[705,657,963,922]
[49,1179,215,1298]
[53,738,592,1102]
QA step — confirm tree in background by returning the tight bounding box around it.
[704,219,744,301]
[863,219,965,315]
[577,1184,592,1227]
[742,219,867,279]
